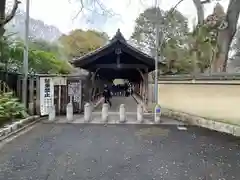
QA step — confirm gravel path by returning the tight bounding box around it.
[0,123,239,180]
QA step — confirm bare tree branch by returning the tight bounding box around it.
[0,0,21,26]
[73,0,118,20]
[168,0,185,14]
[201,0,211,4]
[163,0,185,24]
[73,0,84,19]
[94,0,115,16]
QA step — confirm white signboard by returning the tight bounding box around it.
[40,77,54,116]
[68,81,82,103]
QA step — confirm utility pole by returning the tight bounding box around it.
[154,0,160,103]
[22,0,30,107]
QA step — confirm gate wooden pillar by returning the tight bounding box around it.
[148,72,154,103]
[138,81,141,96]
[91,68,100,100]
[140,81,143,97]
[142,77,145,102]
[138,82,140,94]
[143,79,146,101]
[86,73,92,101]
[144,68,148,104]
[137,68,145,99]
[139,81,141,96]
[91,72,95,99]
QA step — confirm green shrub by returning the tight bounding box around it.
[0,92,28,126]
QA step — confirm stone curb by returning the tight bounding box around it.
[161,108,240,137]
[0,115,43,142]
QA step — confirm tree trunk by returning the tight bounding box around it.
[0,0,6,20]
[192,0,205,73]
[0,0,6,38]
[192,0,204,25]
[213,0,240,72]
[0,0,20,38]
[213,31,231,72]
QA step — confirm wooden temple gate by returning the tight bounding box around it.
[71,29,164,105]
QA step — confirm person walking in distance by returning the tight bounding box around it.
[103,84,112,107]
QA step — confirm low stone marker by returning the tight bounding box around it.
[137,104,143,123]
[48,105,56,121]
[119,104,126,123]
[84,103,92,122]
[154,104,161,123]
[102,103,109,122]
[8,124,18,132]
[66,103,73,121]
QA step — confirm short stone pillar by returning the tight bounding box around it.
[84,103,92,122]
[102,103,109,122]
[9,123,18,131]
[119,104,126,123]
[66,103,73,121]
[48,105,56,121]
[154,104,161,123]
[28,102,34,115]
[137,104,143,123]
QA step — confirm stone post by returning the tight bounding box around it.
[48,105,56,121]
[102,103,109,122]
[66,103,73,121]
[84,103,92,122]
[154,104,161,123]
[137,104,143,123]
[119,104,126,123]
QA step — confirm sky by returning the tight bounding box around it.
[8,0,230,39]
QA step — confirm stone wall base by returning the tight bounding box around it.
[161,108,240,137]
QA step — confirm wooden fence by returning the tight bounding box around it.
[0,71,20,94]
[0,71,40,115]
[0,71,89,116]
